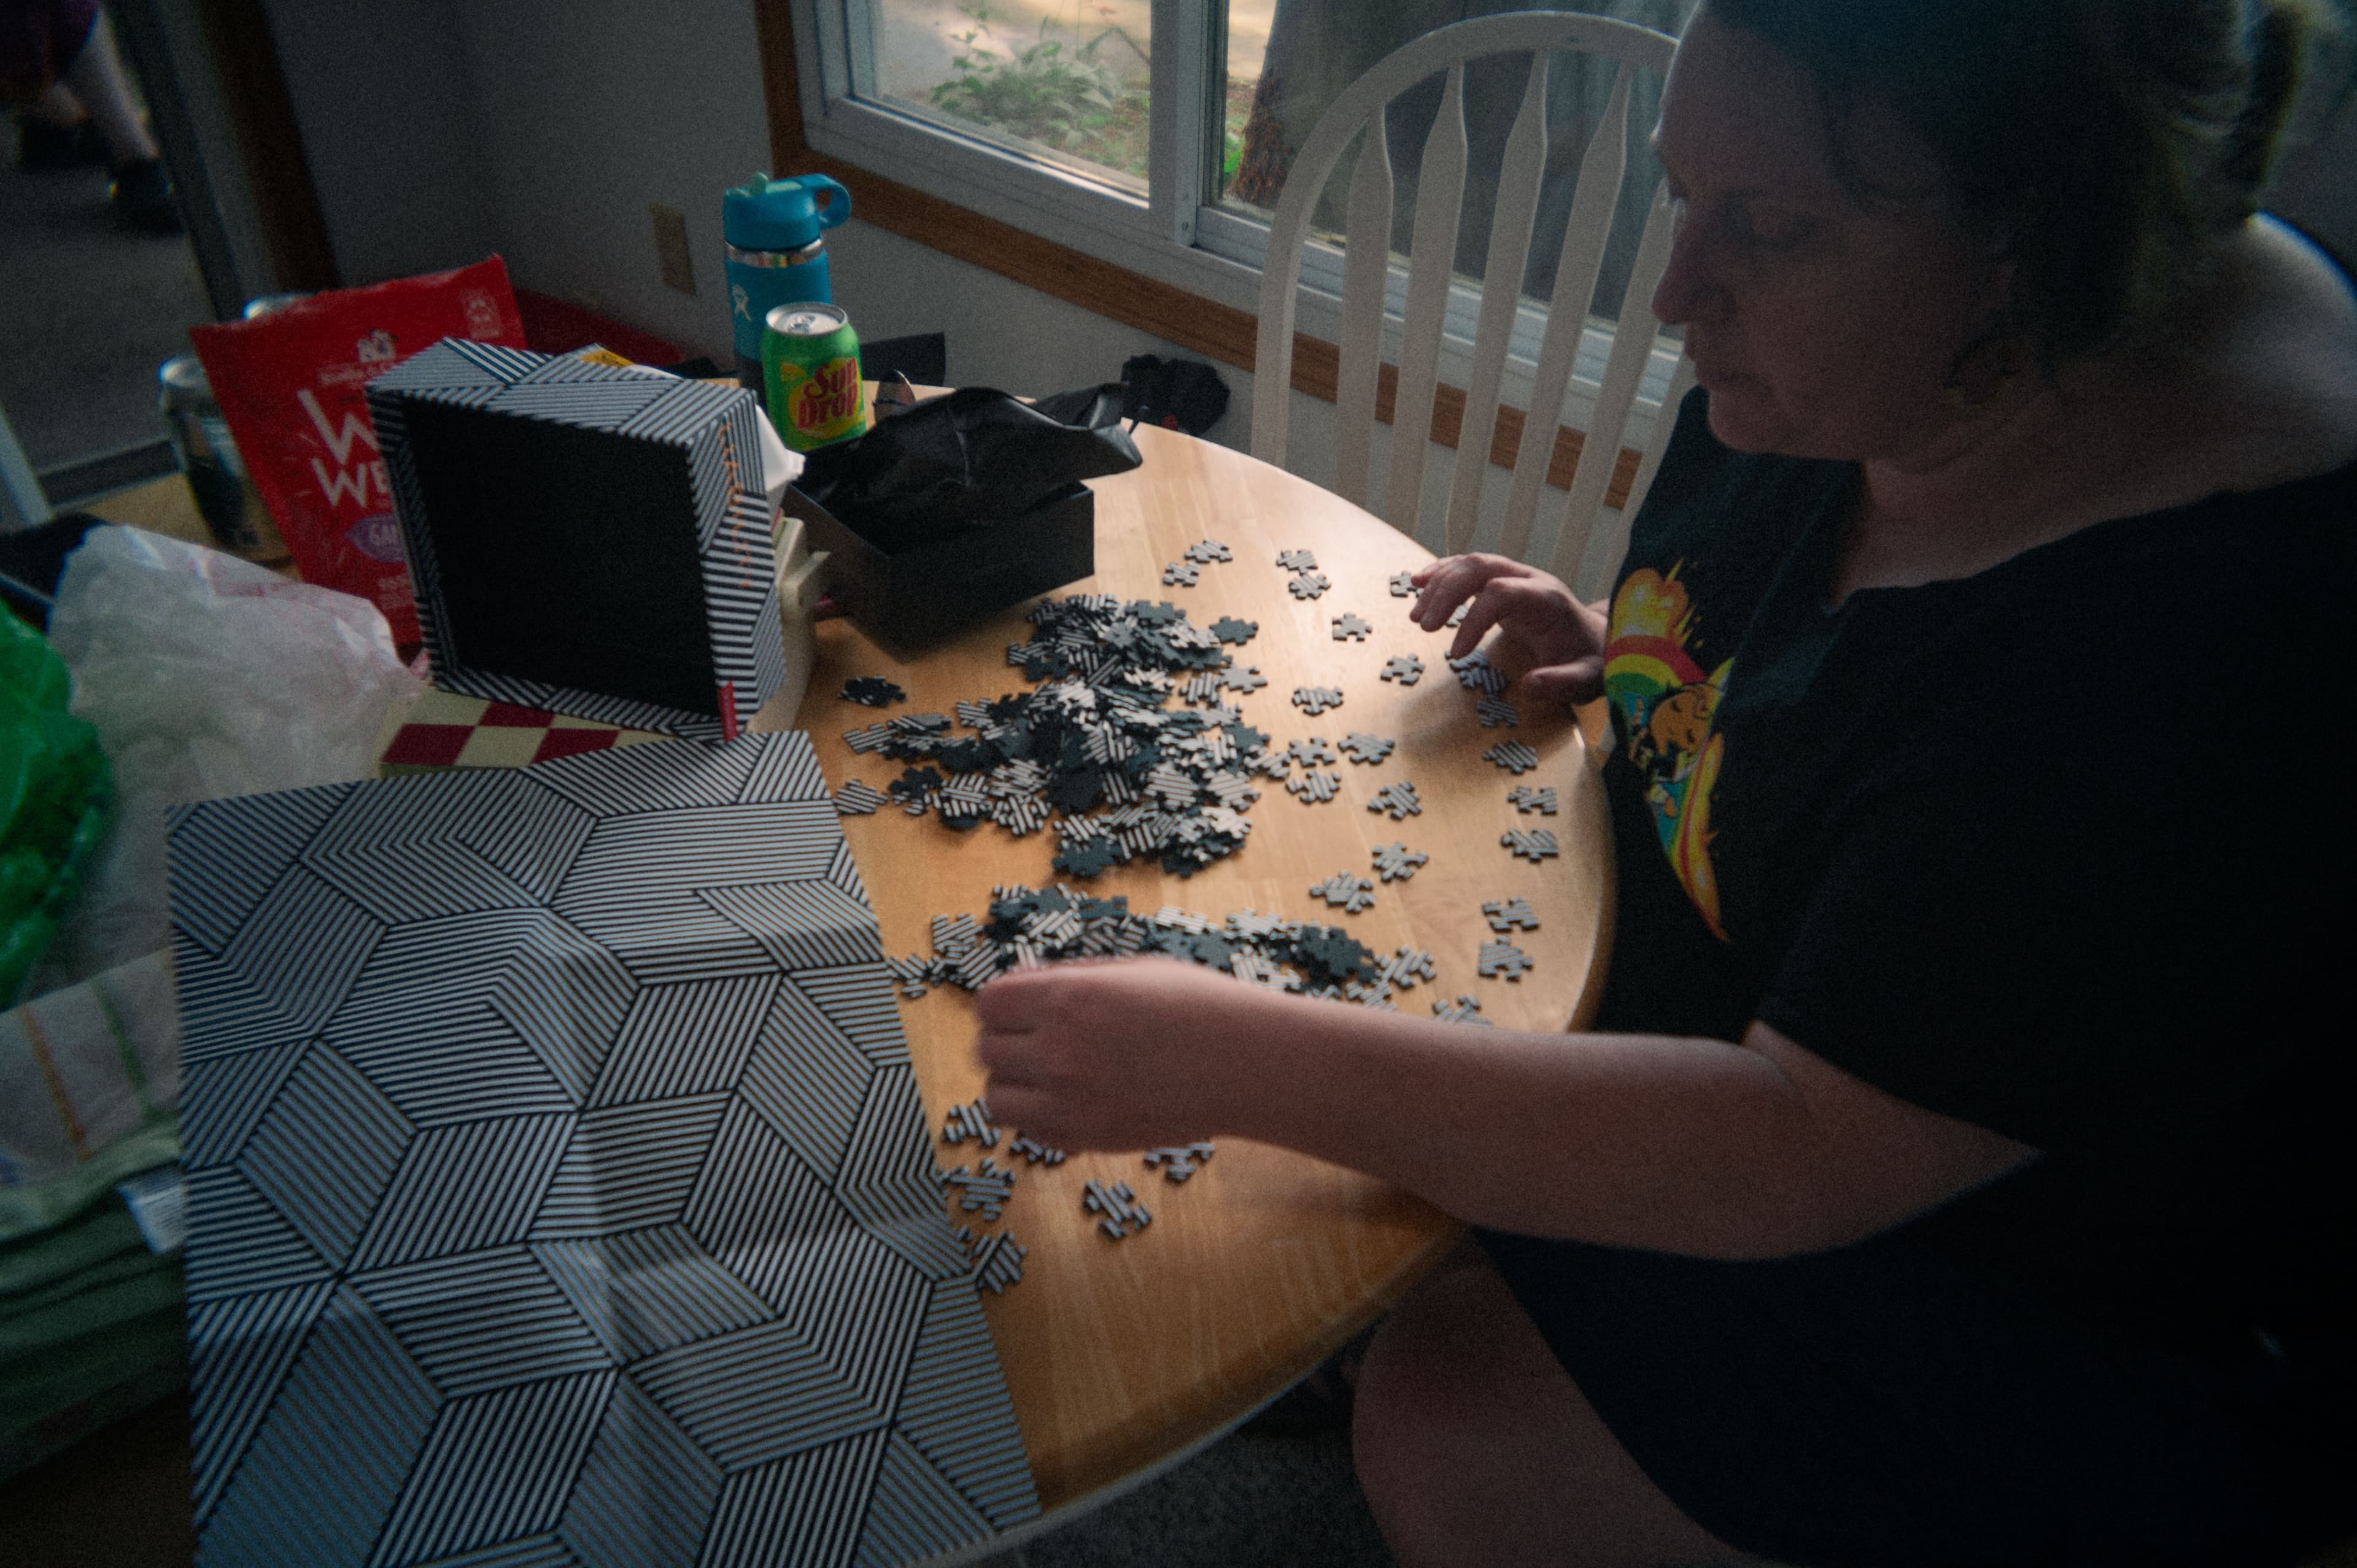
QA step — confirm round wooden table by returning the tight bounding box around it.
[756,420,1615,1520]
[18,434,1612,1560]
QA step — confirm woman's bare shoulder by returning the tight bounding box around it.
[2201,218,2357,487]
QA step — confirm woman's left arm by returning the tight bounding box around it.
[975,957,2037,1261]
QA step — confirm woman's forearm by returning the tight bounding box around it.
[1192,986,1814,1254]
[1179,981,2030,1259]
[975,959,2034,1259]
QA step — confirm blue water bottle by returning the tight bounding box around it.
[723,173,851,387]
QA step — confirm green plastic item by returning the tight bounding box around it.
[0,604,110,1006]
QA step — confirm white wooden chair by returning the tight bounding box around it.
[1250,12,1692,587]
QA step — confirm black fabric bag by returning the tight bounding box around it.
[795,385,1140,554]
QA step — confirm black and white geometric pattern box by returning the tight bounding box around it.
[168,732,1039,1567]
[366,339,787,744]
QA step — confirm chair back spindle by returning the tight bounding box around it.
[1447,52,1556,552]
[1498,58,1638,561]
[1549,177,1680,582]
[1381,64,1470,535]
[1333,111,1396,509]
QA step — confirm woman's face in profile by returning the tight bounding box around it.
[1649,6,2014,465]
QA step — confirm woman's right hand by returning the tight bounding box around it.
[1409,555,1610,710]
[974,957,1250,1153]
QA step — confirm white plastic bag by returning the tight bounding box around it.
[31,525,424,989]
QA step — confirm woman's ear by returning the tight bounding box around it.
[1946,223,2035,406]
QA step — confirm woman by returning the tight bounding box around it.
[978,0,2356,1562]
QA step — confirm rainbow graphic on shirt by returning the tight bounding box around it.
[1603,566,1733,940]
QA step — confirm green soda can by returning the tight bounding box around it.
[761,302,869,451]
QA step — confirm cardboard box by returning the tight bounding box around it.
[366,339,789,742]
[786,481,1094,652]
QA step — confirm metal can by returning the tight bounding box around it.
[761,303,869,452]
[158,355,288,562]
[241,292,311,318]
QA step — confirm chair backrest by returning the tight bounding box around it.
[1250,14,1691,587]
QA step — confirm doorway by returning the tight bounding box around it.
[1,7,212,514]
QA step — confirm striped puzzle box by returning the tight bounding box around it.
[374,687,671,776]
[366,340,788,744]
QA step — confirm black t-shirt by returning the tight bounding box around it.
[1592,388,2355,1367]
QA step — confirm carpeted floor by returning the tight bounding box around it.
[0,129,211,476]
[1010,1424,1395,1568]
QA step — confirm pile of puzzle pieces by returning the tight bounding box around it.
[892,884,1465,1013]
[835,595,1283,879]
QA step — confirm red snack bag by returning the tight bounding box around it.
[190,257,526,646]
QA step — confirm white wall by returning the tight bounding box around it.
[820,217,1239,424]
[447,0,767,361]
[261,0,498,286]
[443,0,1255,438]
[241,0,1296,468]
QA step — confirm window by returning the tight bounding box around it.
[791,0,1222,302]
[864,1,1156,196]
[783,1,1693,406]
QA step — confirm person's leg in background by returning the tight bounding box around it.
[63,9,176,231]
[4,0,100,162]
[61,10,153,166]
[16,77,103,167]
[3,1,176,230]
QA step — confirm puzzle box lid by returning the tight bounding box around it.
[168,732,1039,1567]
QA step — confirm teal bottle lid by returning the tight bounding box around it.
[723,173,852,252]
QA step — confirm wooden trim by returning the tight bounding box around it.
[192,0,338,292]
[751,0,803,175]
[753,0,1638,509]
[1372,364,1643,509]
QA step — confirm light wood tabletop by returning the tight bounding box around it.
[753,419,1616,1518]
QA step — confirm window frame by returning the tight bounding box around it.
[761,0,1678,504]
[788,0,1258,309]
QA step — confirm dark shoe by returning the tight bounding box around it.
[109,158,182,235]
[16,115,107,171]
